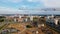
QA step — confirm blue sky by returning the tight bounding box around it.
[0,0,60,14]
[0,0,44,9]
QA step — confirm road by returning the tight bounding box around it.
[44,23,59,34]
[0,23,10,32]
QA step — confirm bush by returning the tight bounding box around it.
[0,19,4,22]
[26,25,32,28]
[0,16,5,18]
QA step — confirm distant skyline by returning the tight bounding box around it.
[0,0,60,14]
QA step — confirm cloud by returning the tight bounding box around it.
[27,0,40,2]
[27,0,60,8]
[0,7,19,14]
[1,0,22,3]
[27,0,33,2]
[0,6,46,14]
[8,0,22,3]
[41,0,60,8]
[21,5,27,8]
[0,6,60,14]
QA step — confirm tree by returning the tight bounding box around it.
[0,16,6,22]
[26,25,32,28]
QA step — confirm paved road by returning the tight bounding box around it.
[0,23,10,32]
[45,24,59,34]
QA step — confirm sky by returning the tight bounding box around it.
[0,0,60,14]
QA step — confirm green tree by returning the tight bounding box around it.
[0,16,6,22]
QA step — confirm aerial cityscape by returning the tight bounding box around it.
[0,0,60,34]
[0,14,60,34]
